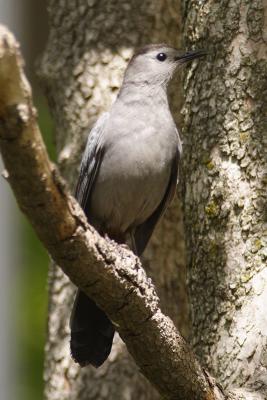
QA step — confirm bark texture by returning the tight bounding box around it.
[38,1,189,399]
[0,25,223,400]
[182,1,267,399]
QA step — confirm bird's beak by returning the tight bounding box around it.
[175,49,207,63]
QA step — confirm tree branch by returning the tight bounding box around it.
[0,25,224,400]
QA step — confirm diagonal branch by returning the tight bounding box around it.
[0,25,224,400]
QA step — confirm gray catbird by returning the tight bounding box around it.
[70,44,205,368]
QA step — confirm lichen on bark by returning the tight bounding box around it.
[182,0,267,396]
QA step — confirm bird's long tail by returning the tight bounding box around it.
[70,289,115,368]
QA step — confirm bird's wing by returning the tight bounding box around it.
[75,113,109,209]
[133,148,180,256]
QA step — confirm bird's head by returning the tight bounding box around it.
[123,44,206,89]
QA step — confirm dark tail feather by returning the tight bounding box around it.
[70,289,115,368]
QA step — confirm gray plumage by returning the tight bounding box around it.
[70,44,206,367]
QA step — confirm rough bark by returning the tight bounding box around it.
[38,1,189,399]
[0,25,223,400]
[182,1,267,399]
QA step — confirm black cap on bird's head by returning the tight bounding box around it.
[124,44,206,87]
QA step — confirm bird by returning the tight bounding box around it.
[70,44,206,368]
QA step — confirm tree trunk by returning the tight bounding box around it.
[39,1,187,399]
[182,0,267,398]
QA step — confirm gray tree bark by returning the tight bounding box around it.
[39,1,187,399]
[182,1,267,399]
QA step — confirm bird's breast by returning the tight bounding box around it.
[89,119,178,235]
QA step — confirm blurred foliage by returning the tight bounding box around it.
[17,94,55,400]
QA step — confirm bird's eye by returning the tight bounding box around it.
[156,53,167,62]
